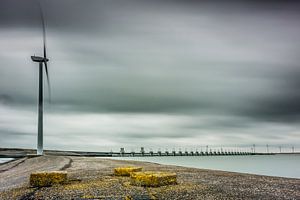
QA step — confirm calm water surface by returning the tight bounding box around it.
[110,154,300,179]
[0,158,14,164]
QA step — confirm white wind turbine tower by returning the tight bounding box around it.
[31,0,51,155]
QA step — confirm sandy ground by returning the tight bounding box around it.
[0,155,299,200]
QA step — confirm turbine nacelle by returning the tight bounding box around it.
[31,56,49,63]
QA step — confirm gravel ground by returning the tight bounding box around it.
[0,155,299,200]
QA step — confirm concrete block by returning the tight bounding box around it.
[114,166,142,176]
[130,171,177,187]
[30,171,67,187]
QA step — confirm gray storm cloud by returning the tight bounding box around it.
[0,0,300,151]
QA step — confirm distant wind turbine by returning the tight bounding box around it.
[31,0,51,155]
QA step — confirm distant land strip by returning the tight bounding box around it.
[1,147,298,158]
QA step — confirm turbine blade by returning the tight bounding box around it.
[44,62,51,103]
[37,0,47,59]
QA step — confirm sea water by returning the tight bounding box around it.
[0,158,13,164]
[110,154,300,179]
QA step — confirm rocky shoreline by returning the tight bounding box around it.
[0,156,299,199]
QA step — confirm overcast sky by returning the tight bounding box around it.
[1,0,300,152]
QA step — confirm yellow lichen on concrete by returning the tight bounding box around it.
[130,171,177,187]
[30,171,67,187]
[64,178,119,191]
[125,196,134,200]
[114,166,142,176]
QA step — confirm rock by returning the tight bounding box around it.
[30,171,67,187]
[130,171,177,187]
[114,166,142,176]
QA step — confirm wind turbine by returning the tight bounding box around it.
[31,1,51,155]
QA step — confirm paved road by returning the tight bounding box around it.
[0,156,71,191]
